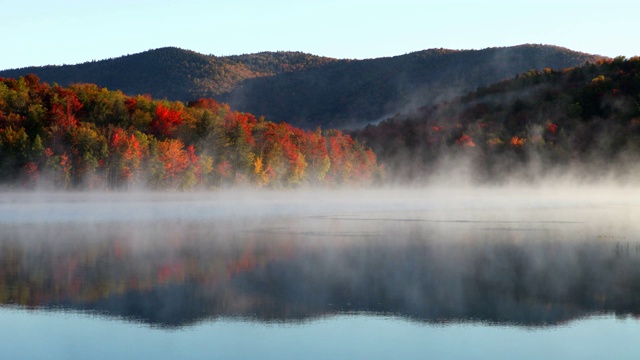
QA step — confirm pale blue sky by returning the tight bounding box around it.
[2,0,638,70]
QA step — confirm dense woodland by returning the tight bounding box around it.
[0,45,604,129]
[352,57,640,183]
[0,75,380,190]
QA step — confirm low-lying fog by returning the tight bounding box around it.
[2,186,640,326]
[2,186,639,224]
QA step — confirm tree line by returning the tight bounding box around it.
[0,75,380,190]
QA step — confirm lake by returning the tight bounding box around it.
[1,188,640,359]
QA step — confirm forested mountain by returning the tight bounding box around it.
[0,45,604,129]
[221,45,605,128]
[0,75,379,190]
[351,57,640,184]
[0,47,337,107]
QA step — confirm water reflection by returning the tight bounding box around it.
[2,194,640,328]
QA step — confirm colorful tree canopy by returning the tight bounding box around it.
[0,75,381,189]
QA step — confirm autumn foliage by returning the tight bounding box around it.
[150,103,183,138]
[352,56,640,182]
[0,75,381,189]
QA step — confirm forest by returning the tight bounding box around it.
[3,56,640,189]
[352,56,640,183]
[0,75,380,190]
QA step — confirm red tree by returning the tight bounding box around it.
[150,103,183,138]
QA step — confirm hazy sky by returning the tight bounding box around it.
[3,0,638,70]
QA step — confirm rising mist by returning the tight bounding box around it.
[2,186,640,327]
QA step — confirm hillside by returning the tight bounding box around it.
[221,45,605,128]
[0,45,605,129]
[0,47,337,105]
[351,57,640,184]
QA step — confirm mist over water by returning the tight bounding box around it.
[2,186,640,327]
[3,186,640,359]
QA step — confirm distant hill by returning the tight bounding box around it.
[0,47,336,103]
[0,45,605,129]
[221,45,606,128]
[350,57,640,184]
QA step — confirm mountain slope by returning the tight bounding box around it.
[0,45,605,129]
[350,57,640,183]
[221,45,605,128]
[0,47,338,102]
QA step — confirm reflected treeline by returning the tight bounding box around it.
[1,217,640,327]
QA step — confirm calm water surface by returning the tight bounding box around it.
[1,188,640,359]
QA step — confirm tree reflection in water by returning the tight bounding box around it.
[2,207,640,328]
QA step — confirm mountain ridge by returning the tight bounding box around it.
[0,45,607,128]
[0,47,338,101]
